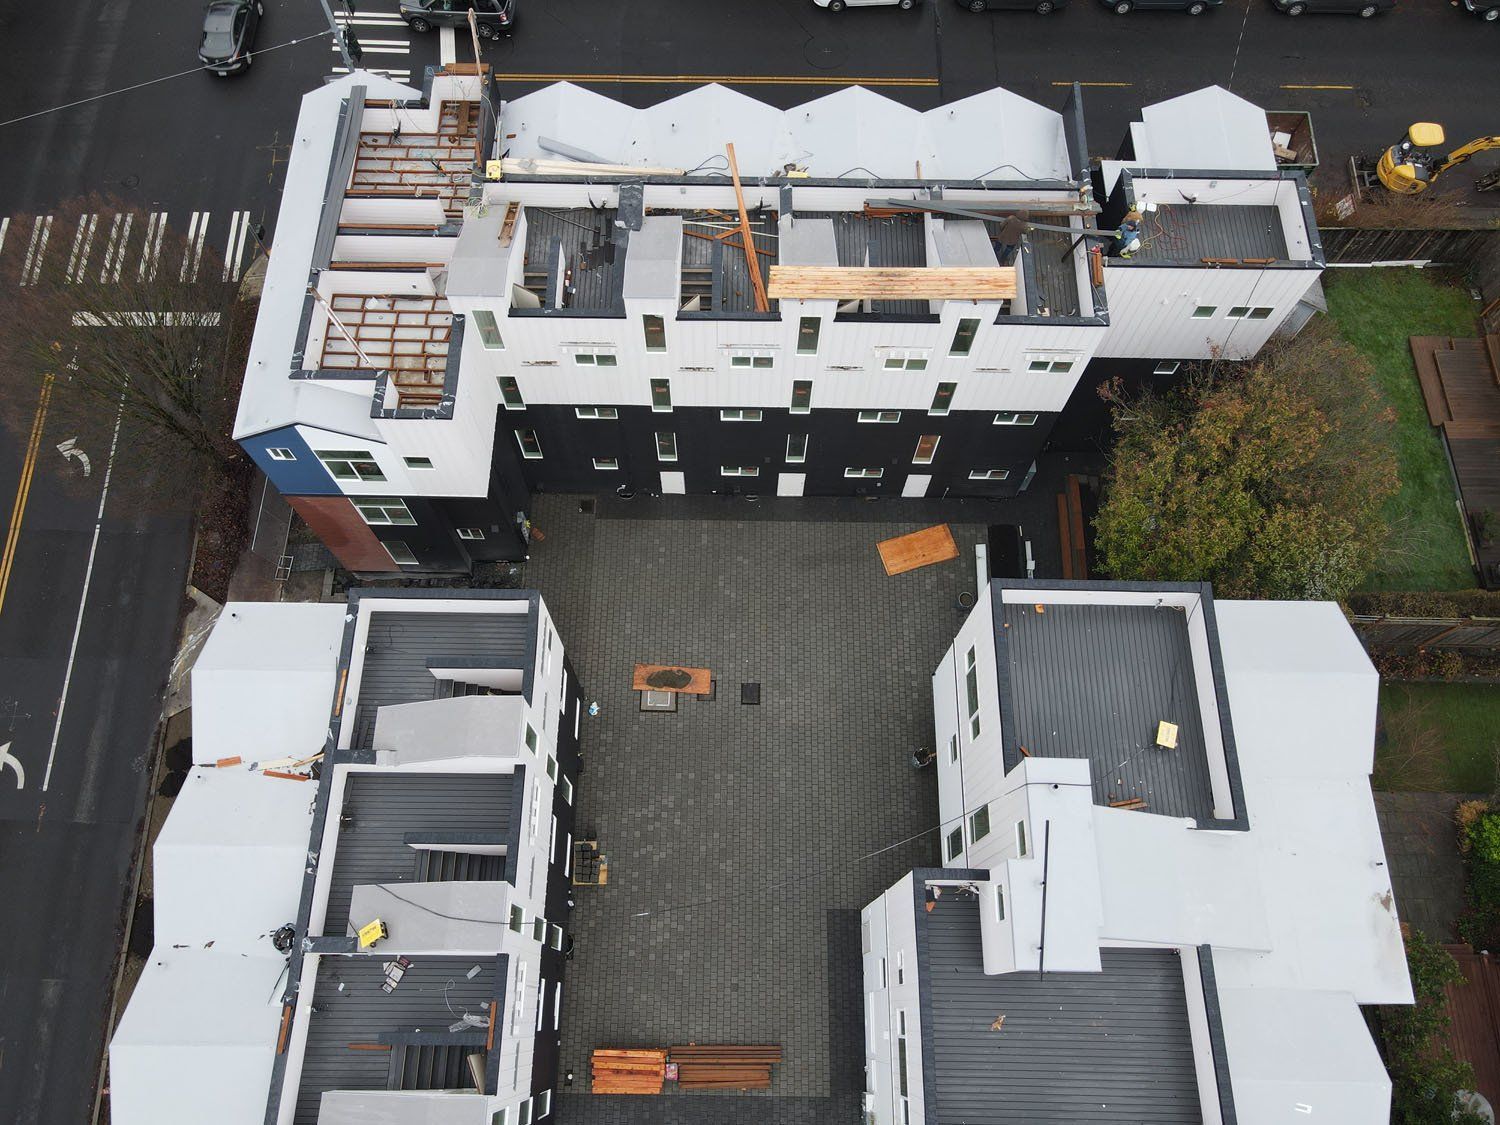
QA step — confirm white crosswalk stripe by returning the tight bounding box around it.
[181,211,210,284]
[336,11,407,22]
[100,212,133,284]
[331,40,411,56]
[20,216,53,287]
[65,212,98,283]
[222,210,252,283]
[5,209,256,288]
[0,217,10,261]
[138,212,168,283]
[332,65,413,81]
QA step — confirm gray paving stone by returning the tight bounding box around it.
[1373,791,1482,942]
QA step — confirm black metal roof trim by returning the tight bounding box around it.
[996,313,1109,328]
[313,86,367,270]
[492,174,1080,192]
[1060,82,1090,186]
[1197,946,1240,1125]
[991,592,1022,777]
[505,764,527,894]
[1195,591,1249,832]
[675,310,781,322]
[833,312,942,325]
[520,591,540,702]
[485,951,512,1094]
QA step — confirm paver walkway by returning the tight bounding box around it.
[1375,791,1480,942]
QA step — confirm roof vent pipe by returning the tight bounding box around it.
[538,136,610,165]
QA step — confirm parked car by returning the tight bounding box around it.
[199,0,262,75]
[1102,0,1220,12]
[1272,0,1393,15]
[400,0,516,36]
[814,0,921,10]
[1456,0,1500,19]
[962,0,1067,12]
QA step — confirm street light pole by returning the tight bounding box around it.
[316,0,357,72]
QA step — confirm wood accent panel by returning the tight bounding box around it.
[768,266,1017,301]
[877,524,960,576]
[285,495,399,573]
[1441,945,1500,1107]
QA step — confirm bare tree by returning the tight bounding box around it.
[0,194,251,507]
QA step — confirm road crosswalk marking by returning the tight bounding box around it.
[100,212,133,283]
[181,211,209,283]
[0,217,9,260]
[139,212,168,282]
[222,210,252,283]
[20,216,52,287]
[4,209,258,289]
[65,213,98,283]
[331,65,413,82]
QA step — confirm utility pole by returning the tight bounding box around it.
[317,0,360,72]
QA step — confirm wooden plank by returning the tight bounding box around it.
[1441,945,1500,1107]
[1065,474,1089,580]
[876,525,960,577]
[767,265,1017,301]
[724,143,770,313]
[1057,492,1074,580]
[631,664,713,693]
[1409,336,1456,425]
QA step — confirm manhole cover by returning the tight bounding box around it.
[741,682,761,705]
[803,36,847,71]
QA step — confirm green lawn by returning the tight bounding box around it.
[1324,269,1478,591]
[1375,682,1500,792]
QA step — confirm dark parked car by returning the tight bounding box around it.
[1272,0,1393,15]
[400,0,516,36]
[199,0,262,75]
[961,0,1067,12]
[1102,0,1220,12]
[1456,0,1500,20]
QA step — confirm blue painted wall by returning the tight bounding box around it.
[240,425,342,496]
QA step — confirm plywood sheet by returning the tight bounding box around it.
[877,525,960,576]
[767,266,1016,301]
[632,663,712,693]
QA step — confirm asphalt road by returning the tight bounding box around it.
[0,1,1496,1123]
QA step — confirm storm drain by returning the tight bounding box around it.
[741,682,761,705]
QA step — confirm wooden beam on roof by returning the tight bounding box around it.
[725,143,771,313]
[767,265,1016,301]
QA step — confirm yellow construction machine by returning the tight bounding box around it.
[1376,123,1500,194]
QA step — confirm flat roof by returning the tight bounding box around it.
[800,211,929,317]
[998,599,1216,821]
[1133,203,1288,263]
[522,206,623,312]
[918,893,1203,1124]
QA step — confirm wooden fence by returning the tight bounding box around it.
[1321,227,1500,268]
[1351,615,1500,654]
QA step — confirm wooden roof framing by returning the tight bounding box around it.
[767,265,1017,301]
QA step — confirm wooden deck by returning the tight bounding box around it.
[877,524,959,576]
[1408,335,1500,584]
[1441,945,1500,1108]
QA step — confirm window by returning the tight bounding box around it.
[492,1111,510,1125]
[950,317,980,356]
[721,465,760,477]
[948,734,958,764]
[516,1097,531,1125]
[728,351,774,370]
[786,434,808,464]
[472,310,504,349]
[721,408,762,422]
[317,449,385,482]
[797,316,821,355]
[896,1009,910,1098]
[844,467,884,479]
[537,980,546,1031]
[880,957,888,989]
[515,429,542,460]
[509,904,525,933]
[549,924,564,951]
[895,949,905,986]
[404,456,434,470]
[993,412,1039,426]
[532,917,546,942]
[457,527,486,540]
[385,540,418,566]
[882,351,929,372]
[267,447,296,461]
[964,646,981,739]
[1226,306,1274,320]
[930,382,957,416]
[969,469,1010,481]
[1153,361,1180,376]
[571,349,617,366]
[575,406,619,420]
[1226,306,1251,319]
[857,411,900,424]
[1247,307,1273,320]
[650,378,672,412]
[592,457,620,471]
[996,885,1006,922]
[656,432,677,462]
[969,804,991,842]
[643,314,666,352]
[561,775,574,804]
[525,723,538,752]
[912,435,939,465]
[1025,355,1075,374]
[497,375,525,410]
[551,986,562,1031]
[1191,305,1216,319]
[538,1090,554,1119]
[545,755,558,781]
[353,498,415,526]
[1016,820,1028,857]
[790,380,812,414]
[946,827,964,861]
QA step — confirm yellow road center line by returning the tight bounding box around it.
[497,73,940,87]
[1280,84,1355,90]
[1052,81,1133,87]
[0,376,53,617]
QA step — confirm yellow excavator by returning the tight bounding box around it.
[1376,123,1500,194]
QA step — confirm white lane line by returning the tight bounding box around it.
[336,12,407,22]
[42,391,125,793]
[20,215,52,286]
[332,66,412,80]
[138,212,167,282]
[65,213,95,284]
[331,40,410,54]
[222,210,250,283]
[439,26,456,64]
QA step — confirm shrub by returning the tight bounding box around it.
[1381,929,1483,1125]
[1456,801,1490,853]
[1458,810,1500,950]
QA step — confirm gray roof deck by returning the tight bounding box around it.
[294,955,498,1125]
[1133,203,1288,263]
[323,772,517,935]
[1023,228,1081,318]
[800,211,929,318]
[920,894,1202,1124]
[999,601,1216,821]
[678,210,778,314]
[352,609,531,746]
[522,207,623,311]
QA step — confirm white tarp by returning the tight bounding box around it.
[191,601,346,765]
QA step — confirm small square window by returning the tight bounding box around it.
[1049,360,1073,374]
[515,429,542,459]
[267,447,297,461]
[656,432,678,462]
[946,827,963,861]
[457,527,486,540]
[1247,307,1273,321]
[844,467,884,479]
[592,457,620,471]
[790,380,813,414]
[913,435,939,465]
[650,379,672,412]
[561,775,573,804]
[996,886,1006,922]
[1226,306,1251,319]
[968,469,1010,481]
[472,310,504,350]
[545,755,558,781]
[786,434,808,464]
[721,408,762,422]
[950,318,980,357]
[497,375,525,410]
[1026,359,1051,373]
[509,904,525,933]
[930,382,957,416]
[384,540,418,566]
[549,924,564,950]
[525,724,538,751]
[1153,361,1180,376]
[797,317,821,356]
[1016,820,1028,857]
[643,314,666,352]
[720,465,760,477]
[404,456,434,470]
[969,805,991,842]
[536,1090,553,1118]
[575,406,619,420]
[992,412,1038,426]
[857,411,900,424]
[1191,305,1216,319]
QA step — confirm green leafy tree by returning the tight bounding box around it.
[1094,323,1399,600]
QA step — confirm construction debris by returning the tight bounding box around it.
[591,1048,667,1094]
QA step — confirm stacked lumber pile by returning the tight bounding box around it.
[670,1044,782,1091]
[591,1048,667,1094]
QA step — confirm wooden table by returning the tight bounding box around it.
[877,524,960,576]
[631,663,712,694]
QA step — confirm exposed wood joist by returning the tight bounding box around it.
[725,142,771,313]
[767,265,1016,301]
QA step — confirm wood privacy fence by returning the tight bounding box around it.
[1351,615,1500,654]
[1321,227,1500,267]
